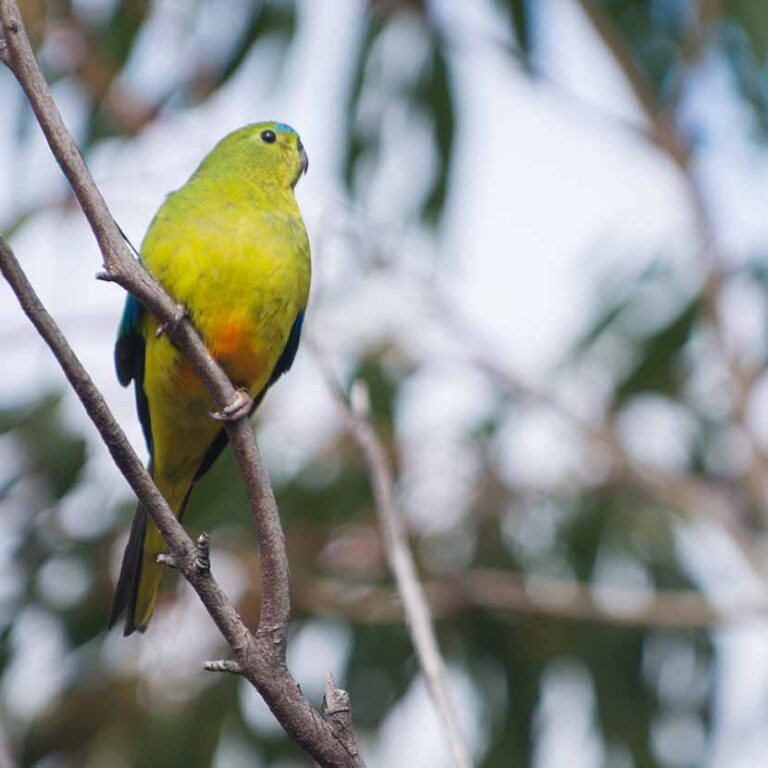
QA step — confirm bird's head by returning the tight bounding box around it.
[196,121,309,190]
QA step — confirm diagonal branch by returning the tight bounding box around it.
[0,2,365,765]
[311,342,471,768]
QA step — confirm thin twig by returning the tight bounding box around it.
[203,659,244,675]
[0,2,364,764]
[311,341,471,768]
[0,238,200,572]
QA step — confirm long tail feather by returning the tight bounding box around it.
[109,484,194,635]
[108,503,148,635]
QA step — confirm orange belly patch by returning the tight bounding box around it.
[175,318,267,395]
[209,318,267,387]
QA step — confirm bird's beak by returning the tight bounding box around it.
[298,140,309,176]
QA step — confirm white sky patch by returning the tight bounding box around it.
[286,619,352,702]
[615,395,698,472]
[2,608,73,721]
[536,0,648,128]
[374,668,481,768]
[442,24,696,377]
[532,659,604,768]
[495,406,583,489]
[676,520,768,767]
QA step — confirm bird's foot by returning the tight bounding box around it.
[195,532,211,572]
[155,303,188,339]
[210,388,253,422]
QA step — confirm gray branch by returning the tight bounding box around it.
[312,343,471,768]
[0,2,364,765]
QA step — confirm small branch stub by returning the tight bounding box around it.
[322,674,351,718]
[321,674,359,760]
[195,531,211,573]
[156,553,177,569]
[204,659,243,675]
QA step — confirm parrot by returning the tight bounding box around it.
[108,121,310,635]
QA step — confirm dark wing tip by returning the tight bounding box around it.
[115,336,137,387]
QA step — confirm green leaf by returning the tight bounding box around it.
[210,0,297,90]
[343,14,385,194]
[595,0,686,106]
[614,295,699,404]
[572,259,667,356]
[720,20,768,136]
[495,0,536,67]
[343,10,456,225]
[416,45,454,223]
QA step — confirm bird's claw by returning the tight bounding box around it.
[210,388,253,422]
[156,303,188,339]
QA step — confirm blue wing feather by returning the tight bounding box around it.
[115,294,153,456]
[115,294,143,385]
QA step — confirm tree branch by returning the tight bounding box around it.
[0,1,365,764]
[312,344,471,768]
[292,571,768,630]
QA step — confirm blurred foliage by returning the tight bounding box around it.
[3,0,766,766]
[0,393,85,500]
[0,362,714,768]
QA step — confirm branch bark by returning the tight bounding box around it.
[0,2,365,765]
[312,345,471,768]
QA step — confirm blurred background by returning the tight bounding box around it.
[1,0,768,765]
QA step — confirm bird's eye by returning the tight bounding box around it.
[261,130,277,144]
